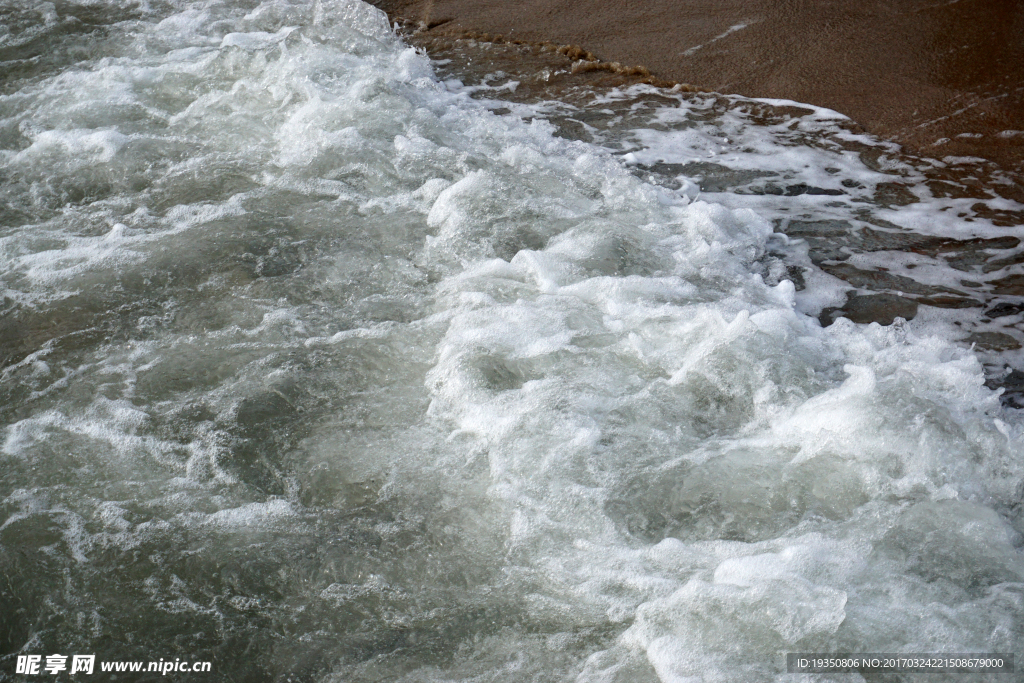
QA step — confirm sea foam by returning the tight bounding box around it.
[0,0,1020,681]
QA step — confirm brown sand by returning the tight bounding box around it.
[371,0,1024,176]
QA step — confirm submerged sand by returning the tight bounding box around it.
[371,0,1024,175]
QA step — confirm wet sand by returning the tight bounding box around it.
[371,0,1024,176]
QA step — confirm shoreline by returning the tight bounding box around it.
[371,0,1024,178]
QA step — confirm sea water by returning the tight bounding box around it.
[0,1,1022,681]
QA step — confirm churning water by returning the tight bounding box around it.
[1,0,1022,681]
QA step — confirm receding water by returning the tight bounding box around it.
[1,1,1022,681]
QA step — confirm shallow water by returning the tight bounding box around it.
[412,33,1024,402]
[1,2,1022,682]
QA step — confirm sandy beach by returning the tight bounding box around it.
[373,0,1024,175]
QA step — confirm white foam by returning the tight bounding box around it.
[1,1,1022,680]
